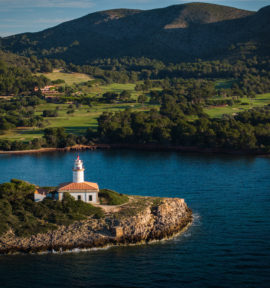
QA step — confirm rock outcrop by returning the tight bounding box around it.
[0,197,192,254]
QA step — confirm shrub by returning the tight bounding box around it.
[99,189,129,205]
[42,109,58,117]
[0,180,104,237]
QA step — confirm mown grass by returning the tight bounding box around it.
[38,70,93,85]
[205,93,270,118]
[0,102,159,141]
[100,83,140,100]
[37,103,157,132]
[77,82,144,100]
[0,129,44,141]
[40,70,158,102]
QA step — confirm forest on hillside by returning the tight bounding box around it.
[0,31,270,153]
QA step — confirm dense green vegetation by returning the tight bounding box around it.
[97,103,270,152]
[0,96,45,132]
[0,53,270,152]
[99,189,129,205]
[0,60,50,96]
[0,179,104,236]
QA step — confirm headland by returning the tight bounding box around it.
[0,195,192,254]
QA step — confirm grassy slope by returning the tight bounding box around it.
[37,70,93,85]
[78,83,142,100]
[205,93,270,118]
[99,189,129,205]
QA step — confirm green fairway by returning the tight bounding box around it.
[37,70,156,102]
[38,70,93,85]
[205,93,270,118]
[77,82,144,100]
[0,102,159,141]
[0,129,44,141]
[99,83,136,92]
[38,103,158,133]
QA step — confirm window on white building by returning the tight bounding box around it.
[78,195,81,200]
[89,195,92,201]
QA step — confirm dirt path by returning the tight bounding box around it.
[94,197,134,213]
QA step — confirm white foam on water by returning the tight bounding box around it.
[192,213,201,227]
[172,212,201,242]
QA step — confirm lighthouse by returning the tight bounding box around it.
[57,156,99,203]
[73,155,85,183]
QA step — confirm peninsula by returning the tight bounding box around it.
[0,157,192,254]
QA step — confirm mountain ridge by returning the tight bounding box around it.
[0,2,269,63]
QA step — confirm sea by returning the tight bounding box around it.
[0,150,269,288]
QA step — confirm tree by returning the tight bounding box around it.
[43,127,67,147]
[41,59,53,73]
[43,110,58,117]
[119,90,131,101]
[138,94,147,104]
[102,92,118,103]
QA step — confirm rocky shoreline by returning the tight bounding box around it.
[0,143,267,156]
[0,197,192,255]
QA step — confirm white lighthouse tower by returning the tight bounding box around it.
[73,155,85,183]
[57,155,99,203]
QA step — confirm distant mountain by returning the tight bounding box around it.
[1,2,270,63]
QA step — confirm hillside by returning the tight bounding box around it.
[1,2,269,63]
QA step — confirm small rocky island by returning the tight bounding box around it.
[0,157,192,254]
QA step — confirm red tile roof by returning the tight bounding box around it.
[58,181,99,192]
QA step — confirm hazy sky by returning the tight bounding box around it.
[0,0,270,37]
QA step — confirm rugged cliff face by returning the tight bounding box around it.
[0,197,192,254]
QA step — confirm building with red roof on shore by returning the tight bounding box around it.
[57,156,99,203]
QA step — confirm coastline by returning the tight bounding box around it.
[39,219,194,256]
[0,143,267,156]
[0,145,109,155]
[0,197,192,255]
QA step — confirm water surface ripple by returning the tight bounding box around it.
[0,151,269,288]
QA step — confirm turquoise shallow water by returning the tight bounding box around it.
[0,150,270,288]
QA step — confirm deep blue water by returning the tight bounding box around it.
[0,150,270,288]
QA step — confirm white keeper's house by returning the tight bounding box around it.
[57,156,99,203]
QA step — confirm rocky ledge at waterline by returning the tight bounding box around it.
[0,197,192,254]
